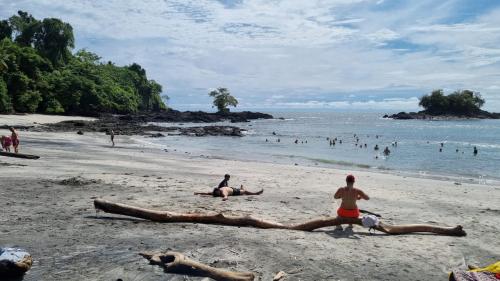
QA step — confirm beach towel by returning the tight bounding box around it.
[449,261,500,281]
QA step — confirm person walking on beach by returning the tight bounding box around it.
[334,174,370,230]
[9,127,19,153]
[110,129,115,147]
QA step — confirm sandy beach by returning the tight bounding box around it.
[1,115,499,281]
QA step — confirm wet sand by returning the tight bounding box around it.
[1,115,499,280]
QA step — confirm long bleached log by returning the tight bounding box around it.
[140,251,255,281]
[94,199,466,236]
[94,199,286,229]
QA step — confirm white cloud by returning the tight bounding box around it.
[1,0,500,110]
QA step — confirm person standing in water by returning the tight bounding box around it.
[334,174,370,230]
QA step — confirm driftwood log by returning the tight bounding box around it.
[140,251,255,281]
[94,199,466,236]
[0,151,40,159]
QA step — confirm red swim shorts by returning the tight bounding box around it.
[337,207,360,218]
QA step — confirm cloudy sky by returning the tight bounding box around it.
[2,0,500,111]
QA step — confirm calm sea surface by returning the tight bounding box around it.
[147,112,500,183]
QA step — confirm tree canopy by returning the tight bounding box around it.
[208,87,238,113]
[419,89,485,116]
[0,11,167,115]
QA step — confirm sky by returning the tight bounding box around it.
[1,0,500,112]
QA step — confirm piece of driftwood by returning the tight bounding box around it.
[273,271,286,280]
[0,151,40,159]
[140,251,255,281]
[94,199,466,236]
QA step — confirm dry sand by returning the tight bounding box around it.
[0,115,499,281]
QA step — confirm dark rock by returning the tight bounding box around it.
[385,110,500,120]
[149,133,165,138]
[37,119,246,137]
[28,110,269,137]
[115,109,273,123]
[77,130,84,135]
[0,124,34,130]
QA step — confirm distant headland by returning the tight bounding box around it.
[384,89,500,120]
[0,11,272,133]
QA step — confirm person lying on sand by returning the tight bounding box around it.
[334,174,370,230]
[195,185,264,201]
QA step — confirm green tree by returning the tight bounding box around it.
[34,18,74,65]
[0,78,12,112]
[208,87,238,113]
[16,89,42,112]
[0,20,12,40]
[0,38,11,73]
[419,89,448,115]
[0,11,167,115]
[419,89,485,116]
[9,11,39,47]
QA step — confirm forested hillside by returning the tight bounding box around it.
[0,11,166,116]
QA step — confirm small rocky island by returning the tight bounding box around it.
[384,90,500,120]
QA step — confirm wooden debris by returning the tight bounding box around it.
[273,271,286,280]
[139,251,255,281]
[94,199,466,236]
[0,151,40,159]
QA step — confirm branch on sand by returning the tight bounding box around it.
[139,251,255,281]
[94,199,466,236]
[0,151,40,159]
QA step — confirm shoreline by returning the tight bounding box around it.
[1,114,499,280]
[133,135,500,186]
[3,113,499,185]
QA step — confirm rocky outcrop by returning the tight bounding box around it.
[384,110,500,120]
[37,119,245,137]
[115,110,273,123]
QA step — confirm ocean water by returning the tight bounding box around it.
[147,112,500,183]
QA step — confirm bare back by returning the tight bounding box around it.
[334,186,369,209]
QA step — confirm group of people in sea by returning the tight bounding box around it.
[439,142,479,155]
[195,173,369,230]
[266,131,480,159]
[325,134,394,159]
[1,127,20,153]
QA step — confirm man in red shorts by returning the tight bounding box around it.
[334,174,370,230]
